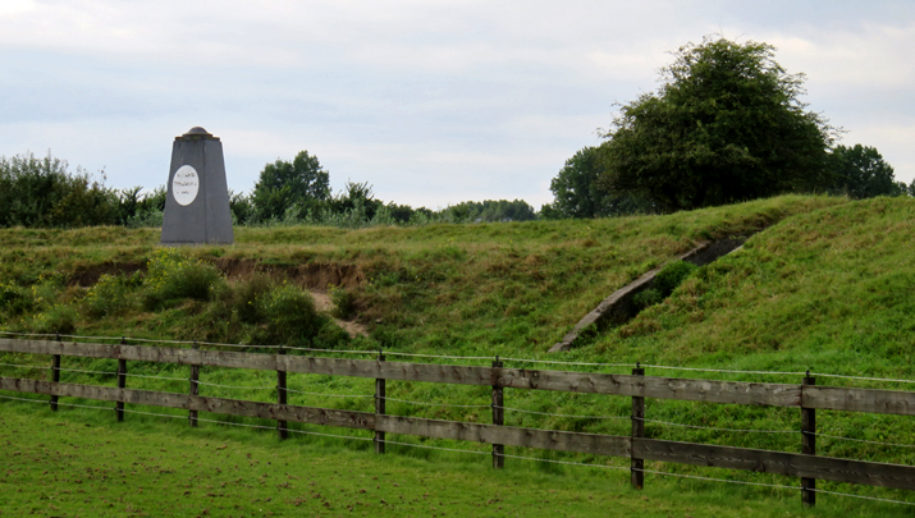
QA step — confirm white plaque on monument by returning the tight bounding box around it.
[172,165,200,206]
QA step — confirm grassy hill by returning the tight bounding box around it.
[0,194,845,356]
[2,194,914,515]
[598,195,915,378]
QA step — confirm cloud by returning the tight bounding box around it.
[1,0,913,206]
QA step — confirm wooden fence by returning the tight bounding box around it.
[0,337,913,506]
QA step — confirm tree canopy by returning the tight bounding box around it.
[543,145,652,219]
[826,144,903,199]
[599,37,833,212]
[251,150,330,221]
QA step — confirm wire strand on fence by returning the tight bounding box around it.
[814,432,915,450]
[383,438,491,456]
[283,387,374,399]
[192,380,275,391]
[635,467,799,491]
[811,488,915,506]
[812,372,915,385]
[496,451,630,472]
[3,330,915,385]
[0,363,189,383]
[0,392,115,412]
[124,372,188,382]
[640,364,808,377]
[0,393,52,404]
[499,405,629,421]
[638,417,796,435]
[501,357,632,368]
[49,366,117,377]
[0,361,48,370]
[383,396,491,409]
[129,337,282,350]
[381,350,494,362]
[284,346,377,356]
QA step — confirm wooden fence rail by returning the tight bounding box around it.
[0,338,913,504]
[1,338,912,415]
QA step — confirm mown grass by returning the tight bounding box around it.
[1,403,910,518]
[2,194,915,513]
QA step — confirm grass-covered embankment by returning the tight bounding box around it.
[0,194,843,355]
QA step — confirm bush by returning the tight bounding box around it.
[256,284,326,346]
[85,273,137,317]
[233,275,273,323]
[654,260,698,296]
[632,288,663,310]
[314,320,351,349]
[633,261,698,311]
[0,281,33,316]
[330,286,356,320]
[0,152,120,227]
[143,249,224,309]
[31,304,77,334]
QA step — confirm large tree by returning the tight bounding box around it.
[545,145,652,218]
[600,37,832,212]
[826,144,902,198]
[251,150,330,221]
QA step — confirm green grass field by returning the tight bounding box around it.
[1,404,910,517]
[2,194,914,515]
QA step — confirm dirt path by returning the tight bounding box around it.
[310,290,368,337]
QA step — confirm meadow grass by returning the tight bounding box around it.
[1,403,911,517]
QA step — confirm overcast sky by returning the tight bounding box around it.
[1,1,913,209]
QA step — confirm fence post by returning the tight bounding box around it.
[116,337,127,422]
[631,364,645,490]
[189,341,199,427]
[49,334,61,411]
[492,356,504,469]
[801,371,816,506]
[374,349,386,454]
[277,346,288,440]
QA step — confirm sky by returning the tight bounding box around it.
[1,1,913,210]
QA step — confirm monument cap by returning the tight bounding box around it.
[178,126,219,141]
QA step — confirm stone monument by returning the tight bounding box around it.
[161,126,234,244]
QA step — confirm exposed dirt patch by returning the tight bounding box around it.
[310,290,369,338]
[68,257,370,338]
[69,262,146,286]
[215,258,365,291]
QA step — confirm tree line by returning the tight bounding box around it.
[2,37,911,229]
[0,151,537,227]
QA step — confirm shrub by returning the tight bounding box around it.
[654,260,698,297]
[233,274,273,324]
[85,273,136,317]
[31,304,77,334]
[330,286,356,320]
[632,288,663,310]
[633,261,697,311]
[314,320,351,349]
[256,284,326,346]
[0,281,33,316]
[143,249,223,308]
